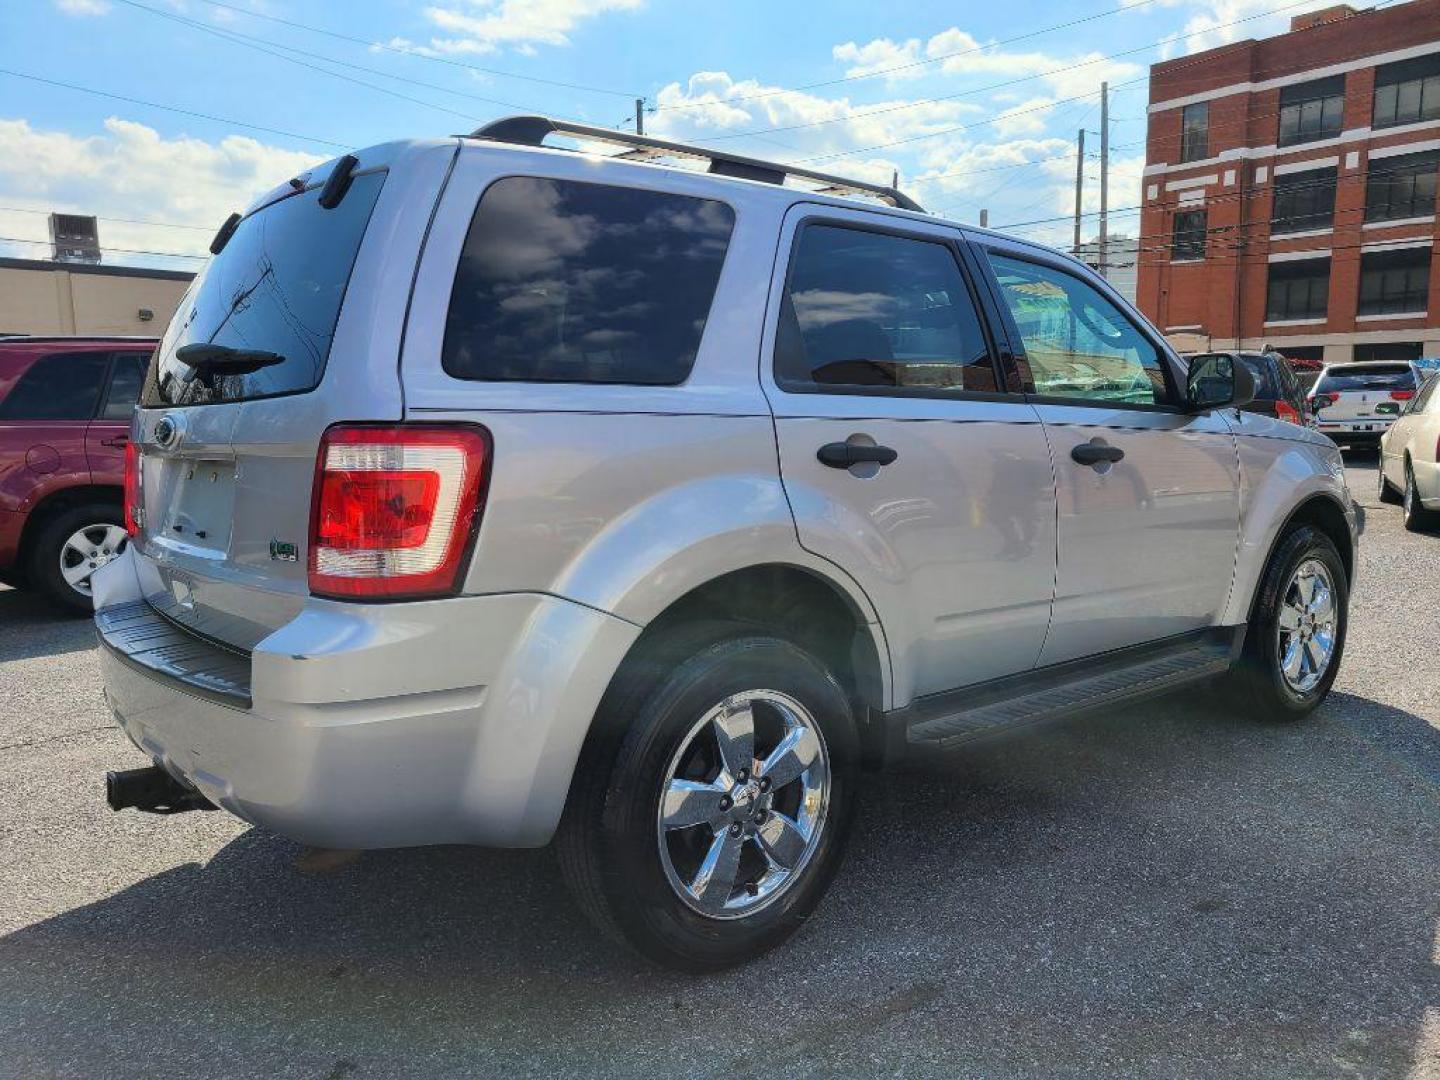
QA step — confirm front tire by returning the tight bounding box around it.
[1224,525,1347,722]
[557,627,859,971]
[1377,456,1401,504]
[1402,460,1438,532]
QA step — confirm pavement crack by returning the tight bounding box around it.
[0,724,117,753]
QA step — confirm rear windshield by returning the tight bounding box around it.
[442,177,735,385]
[142,170,386,407]
[1315,364,1417,392]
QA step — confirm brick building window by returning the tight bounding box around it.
[1358,247,1431,316]
[1278,75,1345,147]
[1266,258,1330,322]
[1271,167,1337,233]
[1172,210,1207,260]
[1365,151,1440,223]
[1373,54,1440,129]
[1180,102,1209,163]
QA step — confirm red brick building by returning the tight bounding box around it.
[1136,1,1440,364]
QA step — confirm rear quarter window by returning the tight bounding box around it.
[441,177,735,385]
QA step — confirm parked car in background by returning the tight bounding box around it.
[0,336,155,611]
[1308,361,1422,447]
[1378,372,1440,531]
[1191,350,1312,427]
[93,120,1356,971]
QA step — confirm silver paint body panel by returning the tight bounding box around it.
[95,137,1356,849]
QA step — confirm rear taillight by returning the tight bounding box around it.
[122,441,142,536]
[1391,389,1415,401]
[308,424,490,600]
[1275,399,1300,424]
[1311,391,1339,408]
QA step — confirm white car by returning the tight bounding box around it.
[1309,361,1423,445]
[1378,372,1440,531]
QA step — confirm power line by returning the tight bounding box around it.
[186,0,640,100]
[694,0,1320,155]
[654,0,1166,113]
[0,235,204,260]
[111,0,497,125]
[0,68,351,150]
[0,206,212,231]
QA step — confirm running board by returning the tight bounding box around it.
[899,627,1243,752]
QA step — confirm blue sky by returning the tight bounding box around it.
[0,0,1336,269]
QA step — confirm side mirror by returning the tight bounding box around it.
[1186,353,1256,412]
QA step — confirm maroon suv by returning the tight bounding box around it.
[0,337,155,612]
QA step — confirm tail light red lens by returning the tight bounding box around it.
[122,440,142,536]
[1275,399,1300,424]
[1391,389,1415,401]
[308,424,491,600]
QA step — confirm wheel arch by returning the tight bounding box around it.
[1231,491,1356,625]
[598,562,892,765]
[15,484,123,578]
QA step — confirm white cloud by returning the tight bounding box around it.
[420,0,643,55]
[0,117,325,265]
[832,37,923,81]
[54,0,109,14]
[1135,0,1339,59]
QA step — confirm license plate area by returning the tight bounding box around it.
[151,458,236,555]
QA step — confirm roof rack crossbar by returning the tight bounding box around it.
[466,115,923,213]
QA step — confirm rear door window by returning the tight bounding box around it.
[1234,355,1279,398]
[774,223,999,394]
[0,351,109,420]
[442,177,735,385]
[100,352,150,420]
[143,170,386,407]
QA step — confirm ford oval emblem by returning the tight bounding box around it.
[153,415,180,450]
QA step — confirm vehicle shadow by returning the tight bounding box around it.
[0,585,96,662]
[0,693,1435,1078]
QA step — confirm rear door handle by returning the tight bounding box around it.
[100,435,130,448]
[817,442,898,469]
[1070,441,1124,467]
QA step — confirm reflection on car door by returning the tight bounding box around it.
[764,209,1057,706]
[977,243,1240,665]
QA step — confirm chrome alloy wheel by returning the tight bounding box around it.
[1276,558,1337,694]
[60,523,127,598]
[657,689,830,920]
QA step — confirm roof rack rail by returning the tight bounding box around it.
[467,115,924,213]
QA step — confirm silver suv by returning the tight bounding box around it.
[94,117,1358,971]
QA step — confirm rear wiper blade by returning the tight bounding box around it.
[174,342,284,377]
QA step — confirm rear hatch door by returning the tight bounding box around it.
[129,141,457,650]
[1315,364,1415,424]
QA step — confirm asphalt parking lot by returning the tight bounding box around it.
[0,452,1437,1080]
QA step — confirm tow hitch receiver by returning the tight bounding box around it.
[105,766,217,815]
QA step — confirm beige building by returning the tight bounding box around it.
[0,256,192,337]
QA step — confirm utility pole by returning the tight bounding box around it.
[1072,127,1086,255]
[635,98,645,135]
[980,209,989,228]
[1098,81,1110,279]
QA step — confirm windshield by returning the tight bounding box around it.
[142,170,385,407]
[1315,364,1417,393]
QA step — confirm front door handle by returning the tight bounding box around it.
[817,442,898,469]
[1070,441,1124,467]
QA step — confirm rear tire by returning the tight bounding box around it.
[27,502,127,615]
[557,624,859,972]
[1402,460,1439,532]
[1223,525,1347,723]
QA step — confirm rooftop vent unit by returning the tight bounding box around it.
[49,213,101,264]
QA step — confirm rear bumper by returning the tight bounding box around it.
[1316,419,1394,439]
[93,549,639,849]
